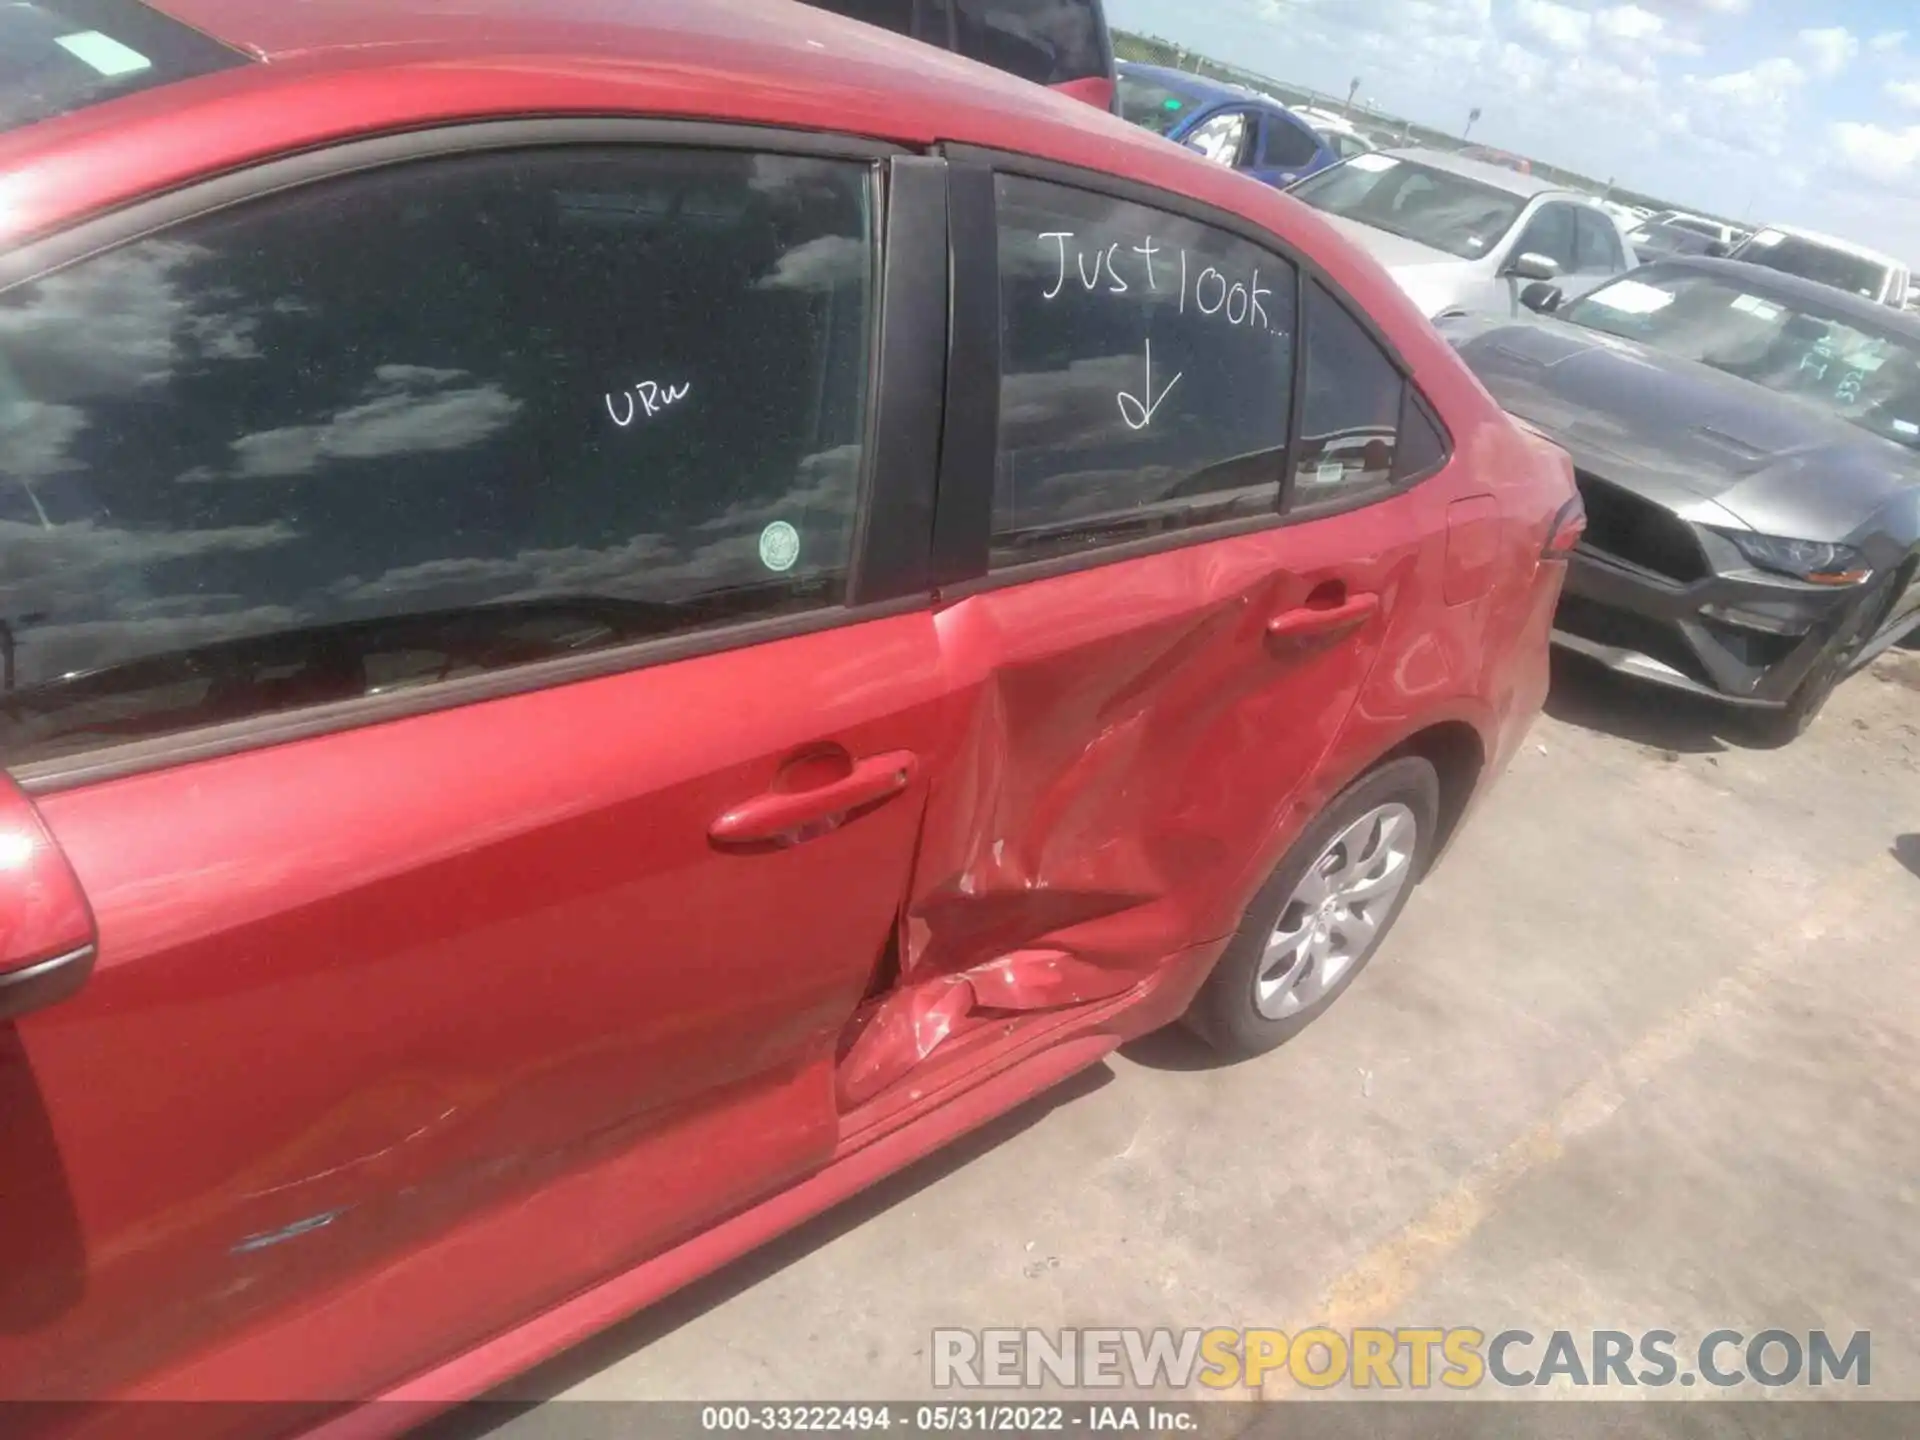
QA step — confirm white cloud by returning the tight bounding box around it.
[1799,27,1860,80]
[754,235,867,292]
[1512,0,1590,53]
[1683,57,1806,157]
[1594,5,1663,44]
[1829,120,1920,187]
[1692,56,1806,105]
[1871,31,1907,55]
[1631,0,1747,13]
[225,369,521,479]
[1888,78,1920,109]
[1593,4,1703,60]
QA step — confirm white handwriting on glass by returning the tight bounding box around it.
[605,380,692,427]
[1037,232,1275,333]
[1117,338,1182,431]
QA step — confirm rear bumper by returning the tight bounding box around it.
[1551,544,1865,707]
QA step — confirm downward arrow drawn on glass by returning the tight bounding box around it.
[1116,338,1182,431]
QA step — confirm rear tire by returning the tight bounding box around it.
[1184,757,1440,1059]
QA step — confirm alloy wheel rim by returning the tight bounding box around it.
[1253,802,1418,1020]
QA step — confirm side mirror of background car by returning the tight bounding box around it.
[1507,252,1560,282]
[1519,281,1564,314]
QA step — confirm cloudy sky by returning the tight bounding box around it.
[1107,0,1916,259]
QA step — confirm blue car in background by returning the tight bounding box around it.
[1116,61,1336,188]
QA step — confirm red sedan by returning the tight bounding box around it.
[0,0,1578,1424]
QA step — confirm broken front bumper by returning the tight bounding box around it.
[1551,541,1867,707]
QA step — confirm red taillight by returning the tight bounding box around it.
[1543,495,1587,558]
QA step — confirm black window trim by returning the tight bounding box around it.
[4,116,938,797]
[931,141,1452,598]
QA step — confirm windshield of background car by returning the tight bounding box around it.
[1290,155,1526,260]
[1562,270,1920,451]
[1117,72,1193,135]
[1735,233,1891,302]
[0,0,245,134]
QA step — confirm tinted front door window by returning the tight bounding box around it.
[0,147,875,767]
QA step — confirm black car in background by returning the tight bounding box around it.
[1444,257,1920,742]
[799,0,1119,110]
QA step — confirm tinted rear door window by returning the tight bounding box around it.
[990,174,1298,565]
[951,0,1105,85]
[0,147,875,768]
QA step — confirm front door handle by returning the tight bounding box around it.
[710,750,918,847]
[1266,591,1380,650]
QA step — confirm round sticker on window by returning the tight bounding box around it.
[759,521,801,573]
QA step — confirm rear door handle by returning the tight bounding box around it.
[1266,592,1380,649]
[710,750,918,847]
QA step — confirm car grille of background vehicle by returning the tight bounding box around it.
[1573,473,1710,583]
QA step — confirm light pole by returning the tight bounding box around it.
[1345,76,1362,117]
[1463,106,1482,142]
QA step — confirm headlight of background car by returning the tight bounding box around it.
[1714,529,1871,585]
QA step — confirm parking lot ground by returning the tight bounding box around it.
[453,648,1920,1421]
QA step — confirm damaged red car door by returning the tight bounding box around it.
[0,134,950,1399]
[835,167,1460,1107]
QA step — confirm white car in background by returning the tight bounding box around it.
[1290,105,1382,161]
[1727,224,1912,309]
[1288,148,1637,320]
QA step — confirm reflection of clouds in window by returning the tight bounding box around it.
[2,518,297,682]
[1000,353,1132,453]
[748,155,862,196]
[325,444,861,617]
[12,606,301,685]
[0,400,86,479]
[328,538,674,611]
[0,516,294,590]
[2,146,877,761]
[0,242,234,398]
[0,239,260,478]
[754,236,868,293]
[1002,461,1185,524]
[693,442,860,532]
[212,367,521,480]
